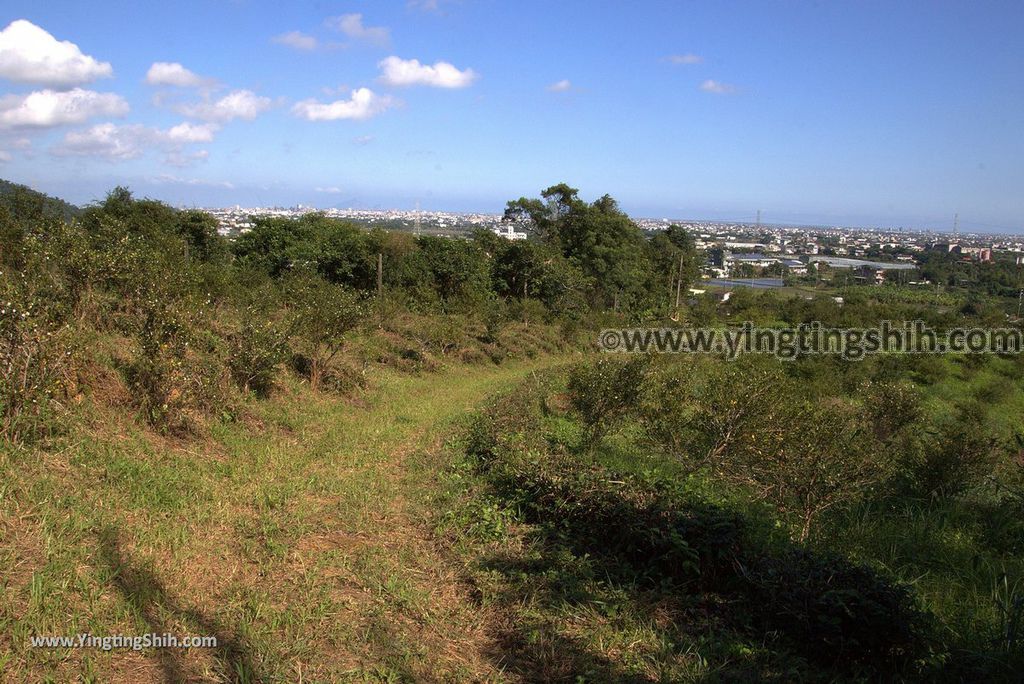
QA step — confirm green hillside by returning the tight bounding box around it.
[0,178,80,223]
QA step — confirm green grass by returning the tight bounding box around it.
[0,356,571,682]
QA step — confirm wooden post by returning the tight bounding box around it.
[376,253,383,295]
[675,254,684,309]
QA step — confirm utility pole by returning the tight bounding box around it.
[414,200,421,238]
[953,213,959,243]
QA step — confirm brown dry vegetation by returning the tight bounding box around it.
[0,353,573,682]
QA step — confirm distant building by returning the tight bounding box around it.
[493,224,527,241]
[960,246,993,262]
[781,258,807,274]
[854,265,886,284]
[725,252,777,269]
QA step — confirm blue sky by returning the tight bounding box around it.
[0,1,1021,231]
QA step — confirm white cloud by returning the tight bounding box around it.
[152,173,234,189]
[0,88,128,129]
[164,149,209,167]
[52,122,150,160]
[165,121,218,143]
[320,84,350,96]
[0,19,113,88]
[666,53,703,65]
[52,121,217,161]
[272,31,318,51]
[315,186,343,194]
[352,134,374,145]
[326,14,390,47]
[699,79,736,95]
[546,79,572,93]
[0,150,11,162]
[408,0,442,12]
[145,62,212,88]
[378,56,477,88]
[292,88,395,121]
[177,89,272,122]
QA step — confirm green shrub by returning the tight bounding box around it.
[566,356,648,447]
[463,373,937,673]
[0,281,75,443]
[227,313,289,397]
[740,549,933,667]
[283,271,365,391]
[122,291,226,432]
[900,414,1000,499]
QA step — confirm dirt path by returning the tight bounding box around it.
[0,358,564,682]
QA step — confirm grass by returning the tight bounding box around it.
[0,356,571,682]
[437,361,1024,680]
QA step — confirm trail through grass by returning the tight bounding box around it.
[0,358,565,682]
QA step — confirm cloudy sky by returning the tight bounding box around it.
[0,1,1022,230]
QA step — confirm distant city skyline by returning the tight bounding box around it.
[1,1,1022,232]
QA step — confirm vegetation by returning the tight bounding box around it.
[444,346,1024,679]
[1,178,1023,680]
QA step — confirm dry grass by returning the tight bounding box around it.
[0,355,572,682]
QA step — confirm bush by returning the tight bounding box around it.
[283,272,365,391]
[899,412,1000,499]
[485,450,744,586]
[227,313,289,397]
[123,291,226,432]
[0,280,75,443]
[740,549,933,666]
[642,358,887,541]
[566,355,648,446]
[288,353,367,394]
[463,373,937,673]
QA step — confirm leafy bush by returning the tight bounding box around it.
[639,357,889,540]
[566,355,648,446]
[0,279,75,443]
[740,549,933,666]
[899,412,1000,499]
[282,271,365,391]
[485,450,744,586]
[227,313,289,397]
[462,373,937,672]
[122,291,226,432]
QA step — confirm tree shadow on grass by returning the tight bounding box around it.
[475,546,830,683]
[97,526,263,683]
[474,549,667,684]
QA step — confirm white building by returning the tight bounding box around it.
[493,224,528,241]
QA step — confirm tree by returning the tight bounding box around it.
[176,210,227,264]
[558,195,651,310]
[233,216,314,277]
[649,225,702,309]
[311,216,373,287]
[502,183,582,246]
[417,236,491,311]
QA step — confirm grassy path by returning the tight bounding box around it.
[0,357,566,682]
